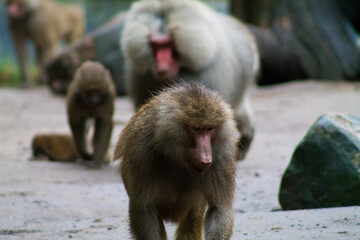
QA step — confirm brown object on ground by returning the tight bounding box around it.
[32,133,79,162]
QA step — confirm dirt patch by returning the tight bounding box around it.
[1,80,360,239]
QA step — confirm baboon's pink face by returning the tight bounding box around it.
[7,0,28,19]
[186,125,216,175]
[149,35,179,81]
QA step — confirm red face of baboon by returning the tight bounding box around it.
[186,125,215,174]
[150,35,179,81]
[6,0,29,19]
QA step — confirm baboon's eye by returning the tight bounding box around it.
[191,127,201,133]
[206,127,215,132]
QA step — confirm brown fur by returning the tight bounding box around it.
[114,83,237,240]
[6,0,85,86]
[67,61,116,168]
[31,133,79,162]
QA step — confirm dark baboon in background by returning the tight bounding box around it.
[31,133,79,162]
[67,61,116,168]
[114,83,238,240]
[6,0,85,86]
[45,12,128,95]
[121,0,259,160]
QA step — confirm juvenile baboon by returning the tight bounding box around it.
[114,83,238,240]
[31,133,79,162]
[67,61,116,168]
[121,0,259,160]
[6,0,85,86]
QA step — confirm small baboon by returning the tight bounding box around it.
[31,133,79,162]
[121,0,259,160]
[114,83,238,240]
[6,0,85,86]
[67,61,116,168]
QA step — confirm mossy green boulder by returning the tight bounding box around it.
[279,113,360,210]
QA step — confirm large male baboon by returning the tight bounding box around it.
[6,0,85,86]
[121,0,259,160]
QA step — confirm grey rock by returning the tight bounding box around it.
[279,112,360,210]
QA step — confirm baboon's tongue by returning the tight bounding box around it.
[156,46,173,74]
[150,37,178,79]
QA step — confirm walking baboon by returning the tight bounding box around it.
[31,133,79,162]
[121,0,259,160]
[114,83,237,240]
[67,61,116,168]
[6,0,85,86]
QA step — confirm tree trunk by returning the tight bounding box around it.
[231,0,360,85]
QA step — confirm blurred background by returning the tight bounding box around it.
[1,0,359,87]
[0,0,228,86]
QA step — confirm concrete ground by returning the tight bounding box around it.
[0,80,359,239]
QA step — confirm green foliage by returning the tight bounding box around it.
[0,59,20,86]
[0,59,38,87]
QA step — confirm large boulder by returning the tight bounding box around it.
[279,112,360,210]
